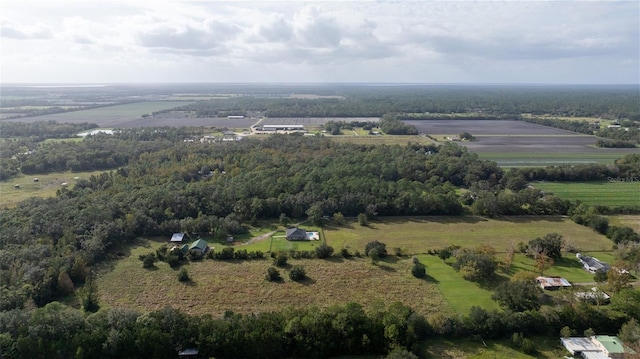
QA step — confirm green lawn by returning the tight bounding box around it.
[607,215,640,232]
[28,101,191,121]
[424,337,569,359]
[418,254,500,313]
[531,181,640,207]
[478,152,627,167]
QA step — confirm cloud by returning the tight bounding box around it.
[1,20,52,39]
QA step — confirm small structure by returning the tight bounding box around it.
[577,253,610,273]
[178,348,199,358]
[575,287,610,304]
[226,236,234,243]
[561,336,627,359]
[536,276,572,290]
[33,178,39,182]
[61,182,68,187]
[170,233,185,243]
[188,239,210,255]
[286,227,308,241]
[14,184,20,188]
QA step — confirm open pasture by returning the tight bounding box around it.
[531,181,640,207]
[410,119,576,136]
[263,117,379,127]
[477,151,629,167]
[608,215,640,232]
[97,238,448,317]
[0,170,107,208]
[10,101,191,127]
[323,216,614,254]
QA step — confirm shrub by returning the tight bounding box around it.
[357,213,368,226]
[166,254,181,268]
[289,265,306,281]
[274,252,288,267]
[341,248,352,258]
[411,263,426,278]
[177,268,190,282]
[315,243,334,259]
[266,267,282,282]
[140,253,157,269]
[369,248,380,264]
[365,240,387,258]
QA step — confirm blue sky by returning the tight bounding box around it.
[1,0,638,84]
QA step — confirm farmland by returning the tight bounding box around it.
[531,181,640,207]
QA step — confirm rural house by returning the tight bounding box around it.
[189,239,210,255]
[286,227,308,241]
[577,253,610,273]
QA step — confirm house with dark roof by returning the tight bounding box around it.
[286,227,308,241]
[577,253,610,273]
[189,239,210,255]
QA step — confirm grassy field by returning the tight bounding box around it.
[608,215,640,232]
[24,101,191,123]
[0,170,108,208]
[96,238,449,317]
[322,216,614,254]
[424,337,569,359]
[531,181,640,207]
[478,151,628,167]
[95,216,617,318]
[329,135,435,146]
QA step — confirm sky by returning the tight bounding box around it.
[1,0,639,84]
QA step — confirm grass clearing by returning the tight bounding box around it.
[424,337,568,359]
[329,135,434,146]
[26,101,191,122]
[0,170,108,208]
[608,215,640,232]
[418,254,500,313]
[96,238,447,317]
[531,181,640,207]
[478,152,626,167]
[323,216,613,254]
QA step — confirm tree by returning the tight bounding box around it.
[266,267,282,282]
[459,132,475,141]
[78,276,100,313]
[274,252,288,267]
[593,269,608,283]
[289,265,306,281]
[365,241,388,258]
[411,263,426,278]
[306,204,324,226]
[492,279,541,311]
[560,326,573,338]
[534,252,554,275]
[332,212,346,225]
[527,233,563,260]
[177,268,190,282]
[357,213,368,226]
[452,247,497,281]
[618,319,640,355]
[315,243,334,259]
[607,267,632,293]
[369,248,380,264]
[502,243,516,274]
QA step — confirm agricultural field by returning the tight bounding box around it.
[608,215,640,232]
[9,101,191,127]
[410,120,638,166]
[531,181,640,207]
[0,170,107,208]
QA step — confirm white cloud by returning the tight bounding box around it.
[0,0,637,83]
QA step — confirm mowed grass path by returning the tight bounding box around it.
[532,181,640,207]
[323,216,613,254]
[97,239,447,318]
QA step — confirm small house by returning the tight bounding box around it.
[561,335,627,358]
[575,287,610,304]
[577,253,610,273]
[536,276,571,290]
[286,227,308,241]
[189,239,210,255]
[170,233,185,243]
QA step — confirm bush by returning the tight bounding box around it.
[289,265,306,281]
[411,263,426,278]
[274,252,288,267]
[177,268,190,282]
[365,240,387,258]
[315,243,334,259]
[167,254,181,268]
[266,267,282,282]
[341,248,352,258]
[140,253,157,269]
[357,213,368,226]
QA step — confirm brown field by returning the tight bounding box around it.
[97,239,447,317]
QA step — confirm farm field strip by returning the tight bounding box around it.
[531,181,640,207]
[477,152,629,166]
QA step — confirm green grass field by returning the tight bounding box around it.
[608,215,640,232]
[0,170,108,208]
[28,101,191,121]
[330,135,435,146]
[478,152,627,167]
[322,216,613,254]
[531,181,640,207]
[424,337,569,359]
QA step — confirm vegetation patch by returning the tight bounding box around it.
[532,181,640,207]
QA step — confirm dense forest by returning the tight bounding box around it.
[175,85,640,120]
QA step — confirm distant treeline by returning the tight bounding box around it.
[179,85,640,119]
[0,121,98,139]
